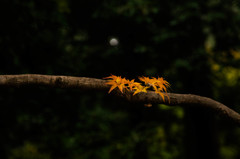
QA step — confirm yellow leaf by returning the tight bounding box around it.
[133,85,149,95]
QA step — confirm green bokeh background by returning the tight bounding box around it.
[0,0,240,159]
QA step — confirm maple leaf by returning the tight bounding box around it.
[154,77,170,92]
[138,76,151,85]
[104,75,127,93]
[155,88,167,102]
[103,74,119,80]
[125,79,133,91]
[126,79,141,91]
[139,76,158,90]
[157,77,170,87]
[133,85,149,95]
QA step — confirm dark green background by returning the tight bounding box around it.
[0,0,240,159]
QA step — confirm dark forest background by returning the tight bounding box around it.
[0,0,240,159]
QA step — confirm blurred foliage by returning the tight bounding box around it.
[0,0,240,159]
[9,142,51,159]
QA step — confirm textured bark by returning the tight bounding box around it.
[0,74,240,126]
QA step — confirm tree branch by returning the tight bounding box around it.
[0,74,239,126]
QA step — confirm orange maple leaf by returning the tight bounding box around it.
[103,74,119,81]
[156,77,170,89]
[149,77,168,92]
[125,79,141,91]
[138,76,151,85]
[155,88,167,102]
[104,75,127,93]
[139,76,158,90]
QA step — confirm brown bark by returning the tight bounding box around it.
[0,74,239,126]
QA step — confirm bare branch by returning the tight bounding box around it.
[0,74,239,126]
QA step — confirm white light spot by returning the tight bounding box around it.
[109,38,119,46]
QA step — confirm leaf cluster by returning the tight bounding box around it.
[104,75,170,101]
